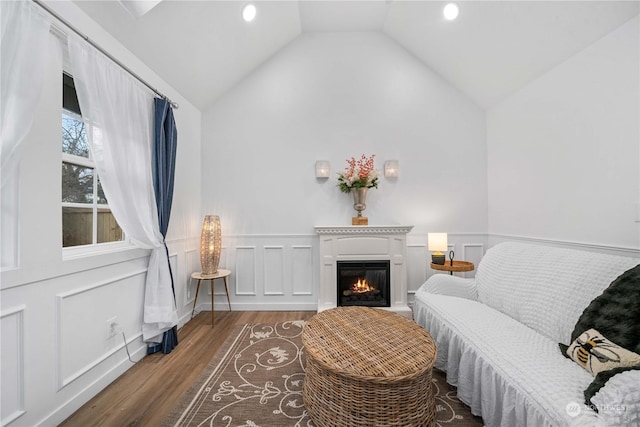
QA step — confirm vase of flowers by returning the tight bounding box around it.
[351,187,368,217]
[337,154,378,224]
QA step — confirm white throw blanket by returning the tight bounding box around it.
[413,242,640,427]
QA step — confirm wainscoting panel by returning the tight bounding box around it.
[198,235,320,311]
[56,269,146,390]
[0,305,25,425]
[292,245,313,296]
[202,233,508,311]
[462,244,484,278]
[406,244,428,293]
[209,247,231,298]
[184,248,198,308]
[264,246,285,295]
[235,246,257,296]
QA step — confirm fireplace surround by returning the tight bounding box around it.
[315,225,413,317]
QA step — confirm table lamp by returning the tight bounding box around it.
[200,215,221,275]
[428,233,447,265]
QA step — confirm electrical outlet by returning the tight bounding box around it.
[106,316,119,339]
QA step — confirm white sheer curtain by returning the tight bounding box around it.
[68,36,177,343]
[1,0,51,268]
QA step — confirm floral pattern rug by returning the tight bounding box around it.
[163,321,483,427]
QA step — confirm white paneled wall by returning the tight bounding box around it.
[0,237,200,426]
[1,306,25,425]
[188,233,488,314]
[193,236,319,312]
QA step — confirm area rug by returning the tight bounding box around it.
[163,321,483,427]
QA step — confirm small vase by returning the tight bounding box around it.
[352,187,368,217]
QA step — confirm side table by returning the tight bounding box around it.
[430,260,474,276]
[191,269,232,326]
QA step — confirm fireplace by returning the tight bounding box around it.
[315,225,413,317]
[337,260,390,307]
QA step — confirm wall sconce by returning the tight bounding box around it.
[200,215,221,275]
[315,160,330,179]
[428,232,447,265]
[384,160,399,178]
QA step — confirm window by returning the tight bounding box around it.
[62,73,123,248]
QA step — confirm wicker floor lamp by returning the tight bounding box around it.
[200,215,221,275]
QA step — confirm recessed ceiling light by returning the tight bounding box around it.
[443,3,459,21]
[242,3,257,22]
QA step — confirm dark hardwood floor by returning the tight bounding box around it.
[59,311,316,427]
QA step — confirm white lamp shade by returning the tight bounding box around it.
[428,233,448,252]
[315,160,330,178]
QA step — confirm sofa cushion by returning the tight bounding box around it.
[565,328,640,376]
[474,243,639,344]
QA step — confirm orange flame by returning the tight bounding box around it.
[352,279,374,294]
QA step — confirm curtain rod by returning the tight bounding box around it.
[32,0,179,109]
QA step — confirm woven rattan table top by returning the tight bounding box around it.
[302,307,436,381]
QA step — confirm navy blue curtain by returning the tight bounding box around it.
[148,98,179,355]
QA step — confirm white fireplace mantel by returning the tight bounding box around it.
[314,225,414,317]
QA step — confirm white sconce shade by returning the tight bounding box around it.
[242,3,257,22]
[200,215,221,275]
[428,232,448,264]
[443,2,460,20]
[384,160,399,178]
[315,160,330,178]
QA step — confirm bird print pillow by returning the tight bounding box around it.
[566,328,640,376]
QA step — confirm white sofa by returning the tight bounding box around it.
[413,242,640,427]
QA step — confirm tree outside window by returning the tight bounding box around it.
[62,73,122,247]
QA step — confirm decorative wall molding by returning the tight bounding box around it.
[264,246,285,296]
[184,231,631,313]
[55,269,147,390]
[56,269,148,299]
[0,305,26,425]
[292,245,314,296]
[488,233,640,257]
[315,225,414,235]
[184,248,198,308]
[0,247,150,291]
[57,329,144,390]
[235,246,257,296]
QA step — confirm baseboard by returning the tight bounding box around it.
[198,302,318,312]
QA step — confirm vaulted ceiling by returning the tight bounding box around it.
[73,0,639,111]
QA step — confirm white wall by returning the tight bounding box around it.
[201,32,488,309]
[487,16,640,253]
[0,1,201,425]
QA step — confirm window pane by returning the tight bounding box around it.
[62,114,89,158]
[62,163,94,203]
[97,208,123,244]
[97,177,108,204]
[63,73,82,115]
[63,206,93,247]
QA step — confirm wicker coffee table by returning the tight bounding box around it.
[302,307,437,427]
